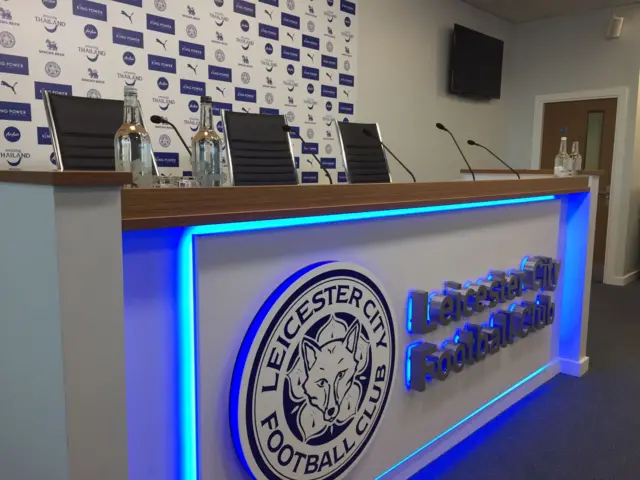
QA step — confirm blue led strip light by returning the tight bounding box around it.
[375,364,551,479]
[177,194,557,480]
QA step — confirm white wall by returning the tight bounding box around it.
[506,5,640,278]
[356,0,514,182]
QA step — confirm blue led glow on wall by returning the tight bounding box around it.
[176,194,559,480]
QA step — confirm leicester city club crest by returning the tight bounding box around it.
[231,262,396,480]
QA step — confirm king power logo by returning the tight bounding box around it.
[232,261,395,480]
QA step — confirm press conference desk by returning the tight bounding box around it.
[0,171,597,480]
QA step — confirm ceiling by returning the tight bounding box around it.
[462,0,637,23]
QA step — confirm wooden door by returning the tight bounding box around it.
[540,98,617,281]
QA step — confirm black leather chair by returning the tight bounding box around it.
[43,92,158,173]
[222,111,298,186]
[336,122,392,184]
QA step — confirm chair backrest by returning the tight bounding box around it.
[222,111,298,186]
[336,122,392,184]
[44,92,158,174]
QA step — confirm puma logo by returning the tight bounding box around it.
[301,319,360,423]
[120,10,134,23]
[187,64,198,75]
[156,38,168,50]
[307,53,314,62]
[216,86,226,96]
[265,9,273,20]
[287,32,295,42]
[326,72,333,81]
[1,80,17,95]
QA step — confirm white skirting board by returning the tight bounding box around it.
[606,270,639,286]
[381,360,561,480]
[559,357,590,377]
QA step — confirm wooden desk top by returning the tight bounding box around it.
[121,177,589,230]
[0,170,133,186]
[0,171,589,231]
[460,169,604,176]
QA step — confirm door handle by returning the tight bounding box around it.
[598,192,610,200]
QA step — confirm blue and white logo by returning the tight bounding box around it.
[43,0,58,9]
[241,19,250,32]
[35,15,67,33]
[148,54,177,74]
[0,54,29,76]
[231,262,396,480]
[186,24,198,39]
[265,43,274,55]
[287,64,295,75]
[158,77,169,90]
[79,44,106,62]
[113,27,145,48]
[345,17,351,27]
[50,152,57,165]
[327,0,334,6]
[326,100,333,111]
[307,83,314,94]
[0,101,32,122]
[45,61,61,78]
[215,0,224,6]
[37,126,52,144]
[84,24,98,39]
[0,31,16,48]
[73,0,108,22]
[212,12,229,27]
[159,133,171,148]
[188,100,199,113]
[4,126,20,143]
[123,51,136,66]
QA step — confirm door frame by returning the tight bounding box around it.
[530,87,629,286]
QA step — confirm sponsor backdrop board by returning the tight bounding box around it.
[0,0,358,184]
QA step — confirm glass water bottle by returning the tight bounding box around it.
[554,137,570,178]
[570,140,583,174]
[191,96,223,187]
[114,87,154,188]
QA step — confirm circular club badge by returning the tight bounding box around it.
[231,262,396,480]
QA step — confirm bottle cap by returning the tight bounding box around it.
[201,96,212,103]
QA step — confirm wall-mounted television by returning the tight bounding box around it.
[449,24,504,100]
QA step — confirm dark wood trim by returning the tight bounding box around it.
[0,170,132,186]
[461,169,604,176]
[121,177,589,230]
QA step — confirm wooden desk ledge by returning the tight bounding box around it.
[461,168,604,176]
[0,170,133,186]
[121,177,589,230]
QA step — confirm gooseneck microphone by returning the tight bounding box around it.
[362,128,416,183]
[151,115,192,157]
[282,125,333,184]
[436,123,475,181]
[467,140,521,179]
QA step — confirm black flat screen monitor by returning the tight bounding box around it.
[449,24,504,99]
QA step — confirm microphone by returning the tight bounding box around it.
[436,123,475,181]
[467,140,520,179]
[151,115,192,157]
[362,128,416,183]
[282,125,333,184]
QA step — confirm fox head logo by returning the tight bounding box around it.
[232,262,396,480]
[301,320,359,423]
